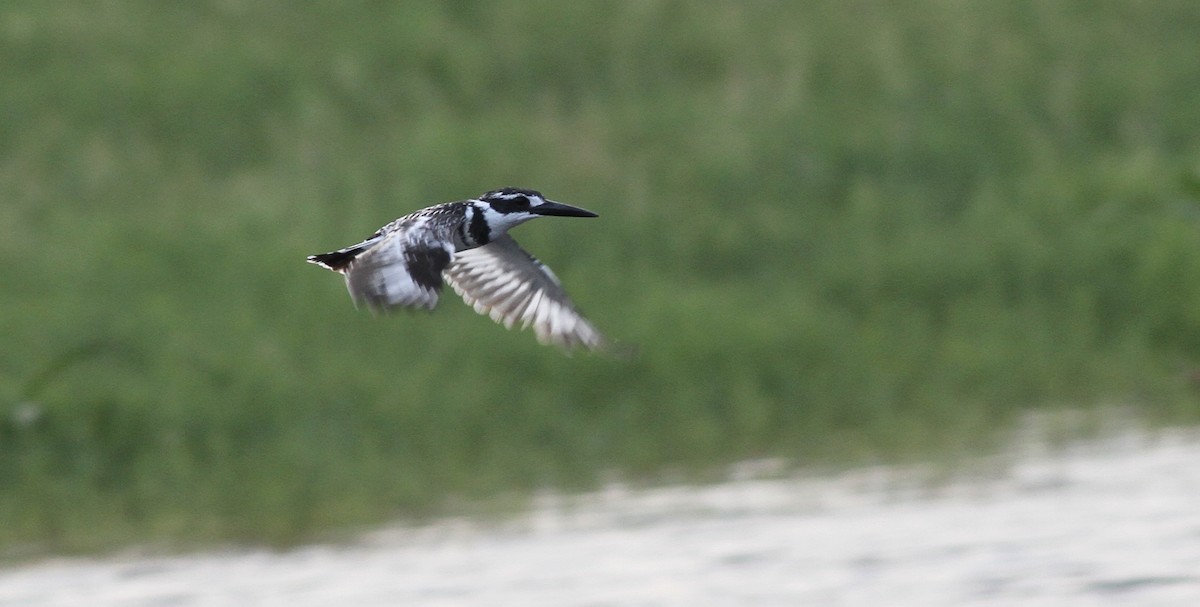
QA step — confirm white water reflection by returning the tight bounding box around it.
[1,429,1198,606]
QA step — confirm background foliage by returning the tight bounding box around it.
[3,1,1200,554]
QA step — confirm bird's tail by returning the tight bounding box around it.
[306,246,366,272]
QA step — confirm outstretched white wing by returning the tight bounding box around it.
[444,234,607,351]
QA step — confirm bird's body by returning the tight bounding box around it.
[307,188,608,351]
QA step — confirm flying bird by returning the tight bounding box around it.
[307,187,609,352]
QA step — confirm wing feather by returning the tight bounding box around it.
[341,221,453,312]
[444,235,607,351]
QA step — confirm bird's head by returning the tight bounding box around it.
[475,187,598,235]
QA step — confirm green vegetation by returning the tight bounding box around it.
[3,1,1200,554]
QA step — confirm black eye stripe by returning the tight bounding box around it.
[490,196,529,214]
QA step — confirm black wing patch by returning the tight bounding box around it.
[405,245,451,292]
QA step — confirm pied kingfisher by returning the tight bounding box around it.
[307,187,609,352]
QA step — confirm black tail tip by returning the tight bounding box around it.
[307,251,355,272]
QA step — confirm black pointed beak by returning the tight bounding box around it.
[532,200,599,218]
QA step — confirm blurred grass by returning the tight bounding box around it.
[3,0,1200,554]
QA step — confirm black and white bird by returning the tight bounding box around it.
[307,187,609,352]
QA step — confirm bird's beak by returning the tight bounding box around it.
[532,200,599,218]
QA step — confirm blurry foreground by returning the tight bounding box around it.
[1,426,1197,606]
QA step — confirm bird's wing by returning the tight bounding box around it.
[444,234,608,351]
[342,223,454,312]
